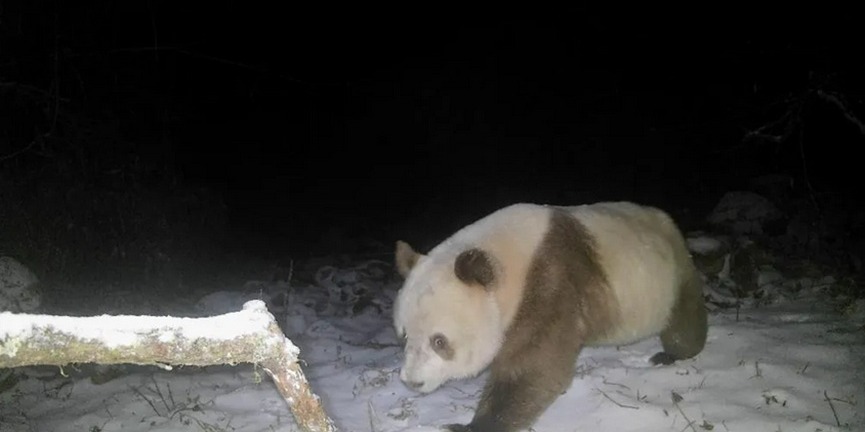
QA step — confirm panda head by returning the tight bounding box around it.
[392,240,505,394]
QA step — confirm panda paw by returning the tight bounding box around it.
[649,351,678,365]
[442,424,472,432]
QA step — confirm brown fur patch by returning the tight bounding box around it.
[454,248,496,288]
[462,208,620,432]
[652,269,708,364]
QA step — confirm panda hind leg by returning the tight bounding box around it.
[650,273,708,366]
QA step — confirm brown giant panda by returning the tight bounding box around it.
[393,202,708,432]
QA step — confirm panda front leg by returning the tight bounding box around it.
[444,350,578,432]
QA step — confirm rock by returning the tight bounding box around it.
[0,256,41,313]
[707,191,785,236]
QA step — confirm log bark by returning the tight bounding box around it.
[0,299,337,432]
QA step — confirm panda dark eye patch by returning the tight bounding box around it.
[430,333,454,360]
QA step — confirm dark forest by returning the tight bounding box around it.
[2,4,862,296]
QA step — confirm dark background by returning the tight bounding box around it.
[2,4,862,292]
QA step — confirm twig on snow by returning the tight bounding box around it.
[824,390,841,427]
[596,388,639,410]
[671,391,698,432]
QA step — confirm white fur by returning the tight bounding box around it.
[393,204,549,392]
[566,202,690,346]
[393,202,693,392]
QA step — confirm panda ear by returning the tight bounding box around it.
[395,240,423,278]
[454,248,497,289]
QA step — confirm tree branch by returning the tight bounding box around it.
[0,300,337,432]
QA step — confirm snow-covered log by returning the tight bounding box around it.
[0,299,337,432]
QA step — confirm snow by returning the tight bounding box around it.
[2,252,864,432]
[0,300,282,350]
[686,236,725,256]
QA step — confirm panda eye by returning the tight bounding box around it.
[432,335,444,348]
[429,333,452,359]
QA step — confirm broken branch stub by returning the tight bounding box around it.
[0,299,337,432]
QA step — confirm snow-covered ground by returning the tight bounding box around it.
[2,238,864,432]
